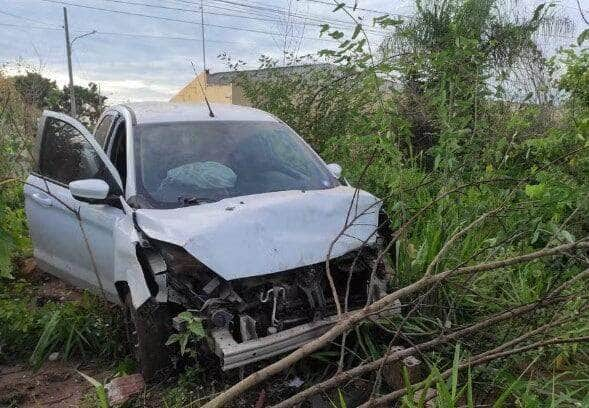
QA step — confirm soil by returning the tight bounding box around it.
[18,258,82,303]
[0,361,108,408]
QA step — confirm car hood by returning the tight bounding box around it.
[135,186,381,280]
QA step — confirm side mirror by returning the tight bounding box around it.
[69,179,110,203]
[326,163,342,179]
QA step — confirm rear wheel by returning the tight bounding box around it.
[123,293,173,382]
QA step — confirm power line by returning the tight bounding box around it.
[91,0,386,35]
[0,20,256,45]
[0,9,57,27]
[179,0,388,34]
[301,0,405,16]
[39,0,367,41]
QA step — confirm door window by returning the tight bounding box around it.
[94,114,115,148]
[39,117,118,190]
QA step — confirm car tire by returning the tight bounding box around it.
[123,293,173,382]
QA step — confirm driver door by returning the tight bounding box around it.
[24,111,124,301]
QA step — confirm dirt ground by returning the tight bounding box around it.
[0,361,108,408]
[19,258,83,303]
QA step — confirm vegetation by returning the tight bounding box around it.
[0,71,124,368]
[211,1,588,406]
[0,0,588,406]
[12,71,106,126]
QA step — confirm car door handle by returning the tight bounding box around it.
[31,192,53,207]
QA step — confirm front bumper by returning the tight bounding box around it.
[211,315,339,370]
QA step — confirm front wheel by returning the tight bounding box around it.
[124,293,173,381]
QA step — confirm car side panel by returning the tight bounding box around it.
[24,174,99,292]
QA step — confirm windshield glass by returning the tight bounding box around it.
[134,121,338,208]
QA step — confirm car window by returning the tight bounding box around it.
[134,121,338,208]
[94,114,115,148]
[39,117,116,188]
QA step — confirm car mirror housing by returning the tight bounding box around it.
[69,179,111,203]
[326,163,342,179]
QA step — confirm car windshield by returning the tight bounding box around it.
[133,121,338,208]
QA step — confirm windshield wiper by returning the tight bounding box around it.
[178,196,216,206]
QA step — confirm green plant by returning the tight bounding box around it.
[0,278,125,364]
[78,371,109,408]
[165,311,206,357]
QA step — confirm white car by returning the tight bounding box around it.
[24,102,391,379]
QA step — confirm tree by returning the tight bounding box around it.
[11,72,61,111]
[60,82,106,126]
[11,72,106,127]
[379,0,571,162]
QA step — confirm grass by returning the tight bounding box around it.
[0,266,126,366]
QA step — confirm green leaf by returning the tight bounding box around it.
[78,371,108,408]
[77,370,102,388]
[466,368,474,408]
[329,30,345,40]
[320,24,330,36]
[333,3,345,12]
[180,333,189,355]
[531,3,546,22]
[30,311,61,369]
[337,388,347,408]
[577,29,589,46]
[451,343,460,399]
[0,227,15,279]
[177,311,193,322]
[187,319,205,338]
[352,24,362,40]
[373,15,403,28]
[524,183,547,199]
[165,333,180,346]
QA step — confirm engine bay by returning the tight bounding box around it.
[157,241,389,347]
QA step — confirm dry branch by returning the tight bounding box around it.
[363,335,589,407]
[271,292,585,407]
[203,244,588,407]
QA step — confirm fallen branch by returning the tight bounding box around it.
[271,289,585,408]
[203,246,588,407]
[363,335,589,407]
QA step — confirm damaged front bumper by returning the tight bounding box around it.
[150,237,398,371]
[211,315,339,370]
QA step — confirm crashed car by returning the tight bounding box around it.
[24,102,392,379]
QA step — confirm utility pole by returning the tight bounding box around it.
[63,7,76,117]
[200,0,206,75]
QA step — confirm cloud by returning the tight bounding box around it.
[1,0,583,103]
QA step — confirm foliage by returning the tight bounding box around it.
[0,272,125,365]
[12,72,62,110]
[165,311,206,357]
[78,371,109,408]
[10,71,107,127]
[0,185,30,278]
[225,0,588,404]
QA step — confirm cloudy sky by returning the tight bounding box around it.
[0,0,586,104]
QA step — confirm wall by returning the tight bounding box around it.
[170,72,233,104]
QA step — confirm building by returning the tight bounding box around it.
[170,69,250,106]
[170,65,334,106]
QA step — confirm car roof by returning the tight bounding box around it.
[116,102,279,125]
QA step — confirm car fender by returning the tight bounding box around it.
[114,209,152,309]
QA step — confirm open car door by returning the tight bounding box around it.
[24,111,124,301]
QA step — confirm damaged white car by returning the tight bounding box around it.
[24,102,392,379]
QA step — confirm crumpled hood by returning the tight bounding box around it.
[136,186,381,280]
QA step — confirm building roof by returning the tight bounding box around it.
[122,102,278,124]
[206,63,335,86]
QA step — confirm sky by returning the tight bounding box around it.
[0,0,586,104]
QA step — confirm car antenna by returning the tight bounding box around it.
[190,60,215,118]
